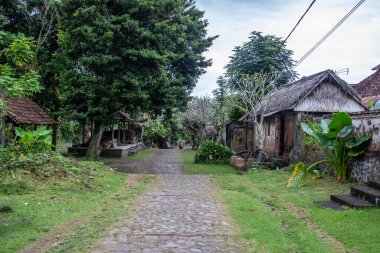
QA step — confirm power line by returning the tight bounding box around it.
[261,0,317,78]
[279,0,317,49]
[295,0,366,67]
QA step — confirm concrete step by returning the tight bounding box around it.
[368,180,380,190]
[315,201,346,211]
[330,195,375,208]
[351,185,380,206]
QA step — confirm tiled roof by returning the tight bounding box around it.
[362,95,380,108]
[353,67,380,97]
[0,93,55,125]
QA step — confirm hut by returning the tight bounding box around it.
[229,70,366,160]
[67,110,142,157]
[0,93,55,146]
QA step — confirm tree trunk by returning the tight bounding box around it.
[256,122,265,163]
[141,126,144,143]
[86,122,103,158]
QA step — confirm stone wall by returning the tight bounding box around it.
[350,156,380,182]
[348,111,380,182]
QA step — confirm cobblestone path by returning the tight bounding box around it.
[92,150,239,253]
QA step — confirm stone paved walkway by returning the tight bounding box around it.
[92,150,239,253]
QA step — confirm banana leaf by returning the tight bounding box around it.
[287,162,308,187]
[327,112,352,138]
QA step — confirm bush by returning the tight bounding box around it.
[0,146,97,188]
[194,141,233,164]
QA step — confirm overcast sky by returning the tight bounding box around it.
[193,0,380,96]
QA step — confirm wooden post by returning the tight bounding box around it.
[1,115,5,147]
[111,124,114,147]
[123,122,126,144]
[8,123,12,142]
[117,124,121,145]
[245,121,248,151]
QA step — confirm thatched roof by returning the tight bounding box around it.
[0,93,55,125]
[240,70,363,119]
[353,65,380,97]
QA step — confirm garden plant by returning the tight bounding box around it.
[288,112,371,187]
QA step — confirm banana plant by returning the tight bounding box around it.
[15,127,52,153]
[288,112,371,187]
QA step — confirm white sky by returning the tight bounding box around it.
[193,0,380,96]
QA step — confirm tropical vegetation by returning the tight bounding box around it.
[288,112,371,187]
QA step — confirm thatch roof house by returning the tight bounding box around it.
[353,64,380,108]
[0,93,55,146]
[228,70,366,159]
[3,95,55,125]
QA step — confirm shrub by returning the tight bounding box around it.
[0,146,98,189]
[194,141,233,164]
[15,127,52,153]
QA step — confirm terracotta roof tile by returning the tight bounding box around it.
[353,68,380,97]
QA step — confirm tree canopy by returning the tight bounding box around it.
[58,0,216,155]
[225,31,297,86]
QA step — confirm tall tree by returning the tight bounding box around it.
[59,0,216,156]
[225,31,297,86]
[212,76,229,144]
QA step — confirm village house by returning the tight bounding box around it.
[227,70,366,160]
[0,93,55,146]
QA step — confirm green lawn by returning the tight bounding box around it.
[182,150,380,253]
[0,161,153,252]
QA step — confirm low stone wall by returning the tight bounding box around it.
[350,156,380,182]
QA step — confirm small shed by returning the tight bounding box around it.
[0,93,55,146]
[230,70,366,159]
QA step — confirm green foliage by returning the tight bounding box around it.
[0,145,96,188]
[59,0,216,134]
[145,123,168,139]
[288,112,372,186]
[58,120,82,142]
[0,31,41,111]
[194,141,233,164]
[15,127,52,153]
[225,31,297,86]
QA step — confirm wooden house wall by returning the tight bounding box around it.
[261,111,299,158]
[293,82,364,113]
[263,116,278,156]
[284,111,296,154]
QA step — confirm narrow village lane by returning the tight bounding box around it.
[93,149,239,253]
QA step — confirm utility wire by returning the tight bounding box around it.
[260,0,316,80]
[295,0,366,67]
[278,0,317,50]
